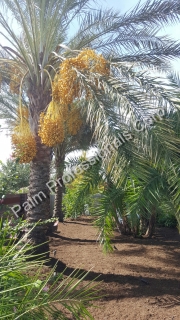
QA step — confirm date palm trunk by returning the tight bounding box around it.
[25,137,51,253]
[144,207,156,238]
[24,89,52,253]
[53,147,65,222]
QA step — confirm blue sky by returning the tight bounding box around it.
[102,0,145,12]
[0,0,180,162]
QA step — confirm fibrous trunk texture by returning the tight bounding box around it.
[25,87,52,253]
[53,150,65,222]
[25,137,51,253]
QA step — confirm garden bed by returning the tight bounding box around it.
[49,216,180,320]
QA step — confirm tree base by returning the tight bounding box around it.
[46,222,58,235]
[23,225,50,257]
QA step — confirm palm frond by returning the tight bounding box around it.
[69,1,180,60]
[0,222,100,319]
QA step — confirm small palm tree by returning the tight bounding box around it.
[0,0,180,252]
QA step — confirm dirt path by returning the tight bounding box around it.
[49,216,180,320]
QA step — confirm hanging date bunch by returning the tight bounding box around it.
[52,49,109,105]
[38,101,65,147]
[11,106,37,163]
[38,49,109,147]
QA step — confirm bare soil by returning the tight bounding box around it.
[49,216,180,320]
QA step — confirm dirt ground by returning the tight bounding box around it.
[49,216,180,320]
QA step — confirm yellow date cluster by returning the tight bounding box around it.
[38,101,83,146]
[11,106,37,163]
[39,49,108,147]
[11,126,37,163]
[52,49,109,104]
[38,102,65,147]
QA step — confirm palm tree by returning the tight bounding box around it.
[0,0,180,252]
[63,108,180,252]
[52,123,93,222]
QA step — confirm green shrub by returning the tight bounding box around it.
[156,213,177,228]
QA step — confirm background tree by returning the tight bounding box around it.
[0,158,30,198]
